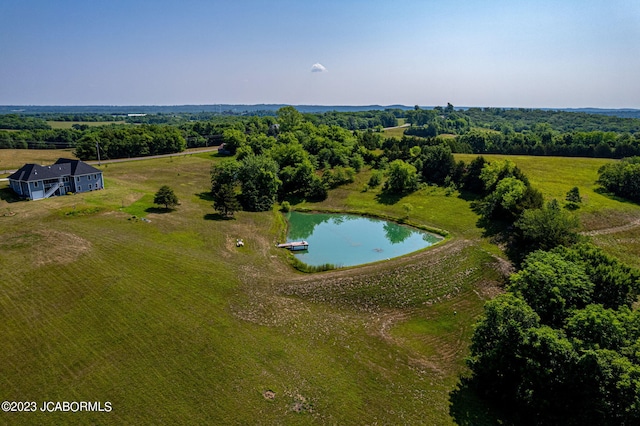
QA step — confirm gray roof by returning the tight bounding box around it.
[8,158,101,182]
[54,158,101,175]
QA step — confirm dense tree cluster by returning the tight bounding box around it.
[304,109,400,130]
[464,107,640,134]
[209,107,370,214]
[597,156,640,203]
[0,114,51,130]
[513,199,580,251]
[468,244,640,425]
[454,128,640,158]
[400,106,640,159]
[0,127,85,149]
[73,125,186,160]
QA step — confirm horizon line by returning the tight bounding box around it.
[2,104,639,111]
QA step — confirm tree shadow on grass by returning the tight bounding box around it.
[145,206,175,214]
[375,190,405,205]
[456,189,483,203]
[197,191,215,202]
[449,378,510,426]
[280,194,306,205]
[593,186,640,206]
[204,213,235,221]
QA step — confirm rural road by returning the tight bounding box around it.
[0,147,221,176]
[86,147,221,166]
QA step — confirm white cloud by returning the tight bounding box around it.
[311,63,327,73]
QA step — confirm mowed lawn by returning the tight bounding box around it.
[1,151,639,424]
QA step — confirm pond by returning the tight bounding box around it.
[284,212,444,268]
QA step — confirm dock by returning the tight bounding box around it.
[277,240,309,251]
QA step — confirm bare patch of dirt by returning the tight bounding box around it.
[488,254,515,279]
[263,390,276,400]
[474,280,504,300]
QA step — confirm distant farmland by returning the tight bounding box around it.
[47,121,126,129]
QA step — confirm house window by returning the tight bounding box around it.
[77,177,80,182]
[78,185,82,191]
[89,184,92,190]
[34,182,38,187]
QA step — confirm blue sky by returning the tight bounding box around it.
[1,0,639,107]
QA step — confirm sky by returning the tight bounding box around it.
[1,0,639,108]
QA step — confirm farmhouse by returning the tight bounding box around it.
[8,158,104,200]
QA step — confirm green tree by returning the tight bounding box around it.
[417,143,455,185]
[514,199,580,252]
[221,128,247,155]
[460,155,487,194]
[276,106,303,132]
[210,161,241,216]
[516,325,579,422]
[467,293,540,402]
[385,159,418,193]
[212,183,241,217]
[597,157,640,203]
[565,186,582,209]
[480,177,526,220]
[566,186,582,203]
[368,170,383,188]
[553,243,640,309]
[508,250,594,326]
[575,349,640,425]
[153,185,179,210]
[566,304,628,351]
[305,175,328,201]
[238,155,281,212]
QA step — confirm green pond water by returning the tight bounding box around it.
[285,212,444,267]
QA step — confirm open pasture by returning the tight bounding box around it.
[1,151,639,424]
[0,148,77,173]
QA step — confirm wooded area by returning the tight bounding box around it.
[2,105,640,159]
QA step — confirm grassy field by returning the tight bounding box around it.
[1,150,639,424]
[381,126,407,139]
[0,149,78,173]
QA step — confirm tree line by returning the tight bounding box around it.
[401,106,640,159]
[4,105,640,160]
[597,157,640,203]
[73,125,186,160]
